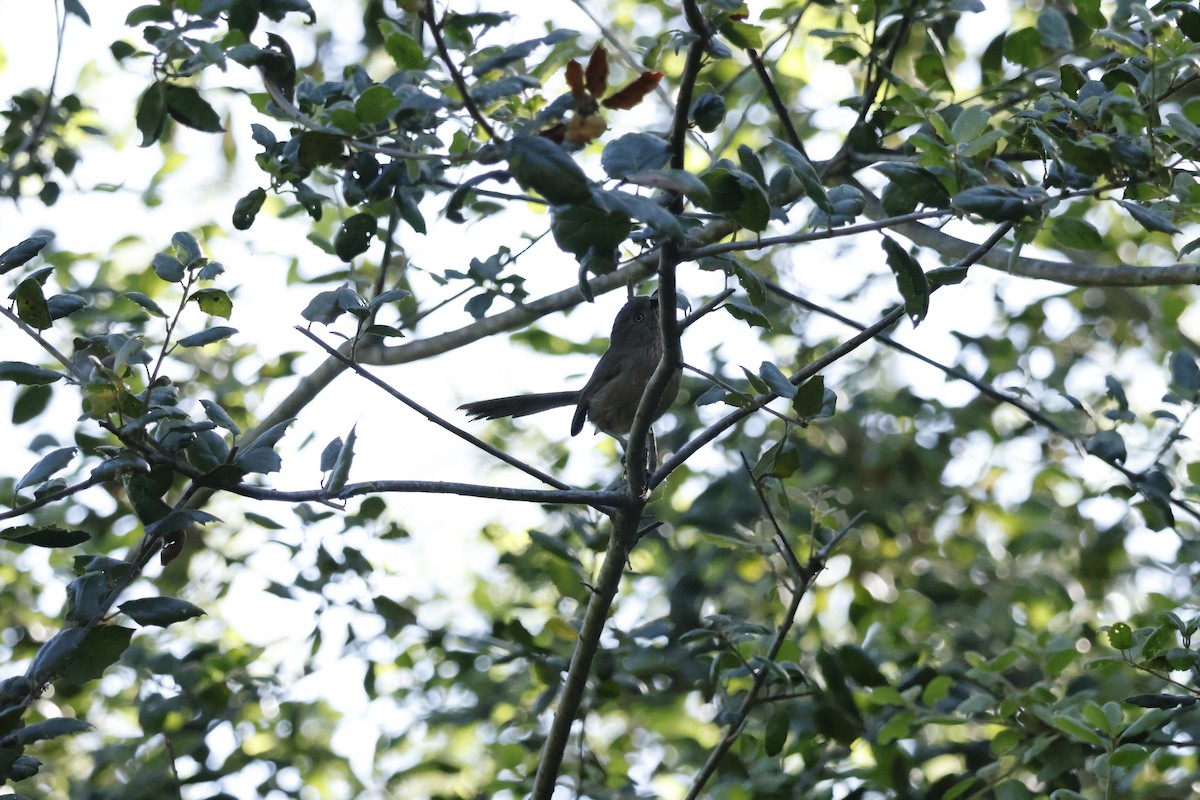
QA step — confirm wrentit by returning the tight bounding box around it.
[459,296,681,438]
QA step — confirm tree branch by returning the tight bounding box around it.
[421,5,498,142]
[531,509,641,798]
[857,186,1200,286]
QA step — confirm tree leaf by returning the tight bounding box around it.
[177,327,237,348]
[164,85,224,133]
[334,213,378,262]
[757,361,797,398]
[326,425,357,494]
[697,168,770,232]
[507,136,592,205]
[1117,200,1181,234]
[601,133,670,179]
[15,447,77,492]
[119,596,205,627]
[1170,350,1200,393]
[136,80,167,147]
[1,525,90,548]
[13,278,52,330]
[12,717,92,746]
[772,138,831,213]
[190,288,233,319]
[0,362,62,388]
[0,235,52,274]
[1085,430,1126,463]
[122,292,166,317]
[232,187,267,230]
[881,235,929,325]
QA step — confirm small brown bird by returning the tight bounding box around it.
[459,296,680,438]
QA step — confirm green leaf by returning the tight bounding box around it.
[1085,430,1126,463]
[691,93,726,132]
[809,184,865,227]
[0,235,52,274]
[0,362,62,388]
[190,288,233,319]
[164,85,224,133]
[793,376,828,418]
[152,253,185,283]
[1117,200,1181,234]
[881,236,929,325]
[1,525,90,548]
[724,298,770,329]
[235,417,294,475]
[950,105,990,144]
[1171,351,1200,392]
[355,85,402,125]
[1124,693,1197,709]
[600,133,671,180]
[12,717,92,746]
[326,425,357,494]
[1003,28,1042,68]
[119,597,205,627]
[698,168,770,232]
[59,626,134,686]
[757,361,796,398]
[507,136,592,205]
[122,291,166,317]
[1108,622,1134,649]
[136,80,167,147]
[771,138,831,213]
[1050,713,1105,747]
[302,289,344,325]
[15,447,77,492]
[953,185,1046,222]
[297,131,346,168]
[753,434,803,479]
[764,710,788,756]
[177,326,237,347]
[600,190,684,242]
[232,187,267,230]
[144,509,220,538]
[13,278,52,330]
[172,231,203,265]
[200,399,241,434]
[550,203,631,266]
[383,29,426,70]
[1037,8,1072,49]
[334,213,378,262]
[1050,217,1103,250]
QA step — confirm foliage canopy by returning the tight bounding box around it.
[4,0,1200,798]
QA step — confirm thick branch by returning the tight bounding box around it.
[531,509,640,798]
[859,188,1200,287]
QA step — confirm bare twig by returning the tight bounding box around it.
[0,303,83,382]
[421,5,499,141]
[294,326,573,491]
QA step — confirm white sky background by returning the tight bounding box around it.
[1,0,1197,795]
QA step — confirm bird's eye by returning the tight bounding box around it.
[634,313,645,322]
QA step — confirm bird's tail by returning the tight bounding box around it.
[459,391,580,421]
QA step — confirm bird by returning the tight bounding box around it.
[458,296,680,439]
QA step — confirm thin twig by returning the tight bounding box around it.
[294,326,573,491]
[421,5,498,141]
[0,304,83,382]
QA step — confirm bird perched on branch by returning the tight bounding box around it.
[459,296,680,439]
